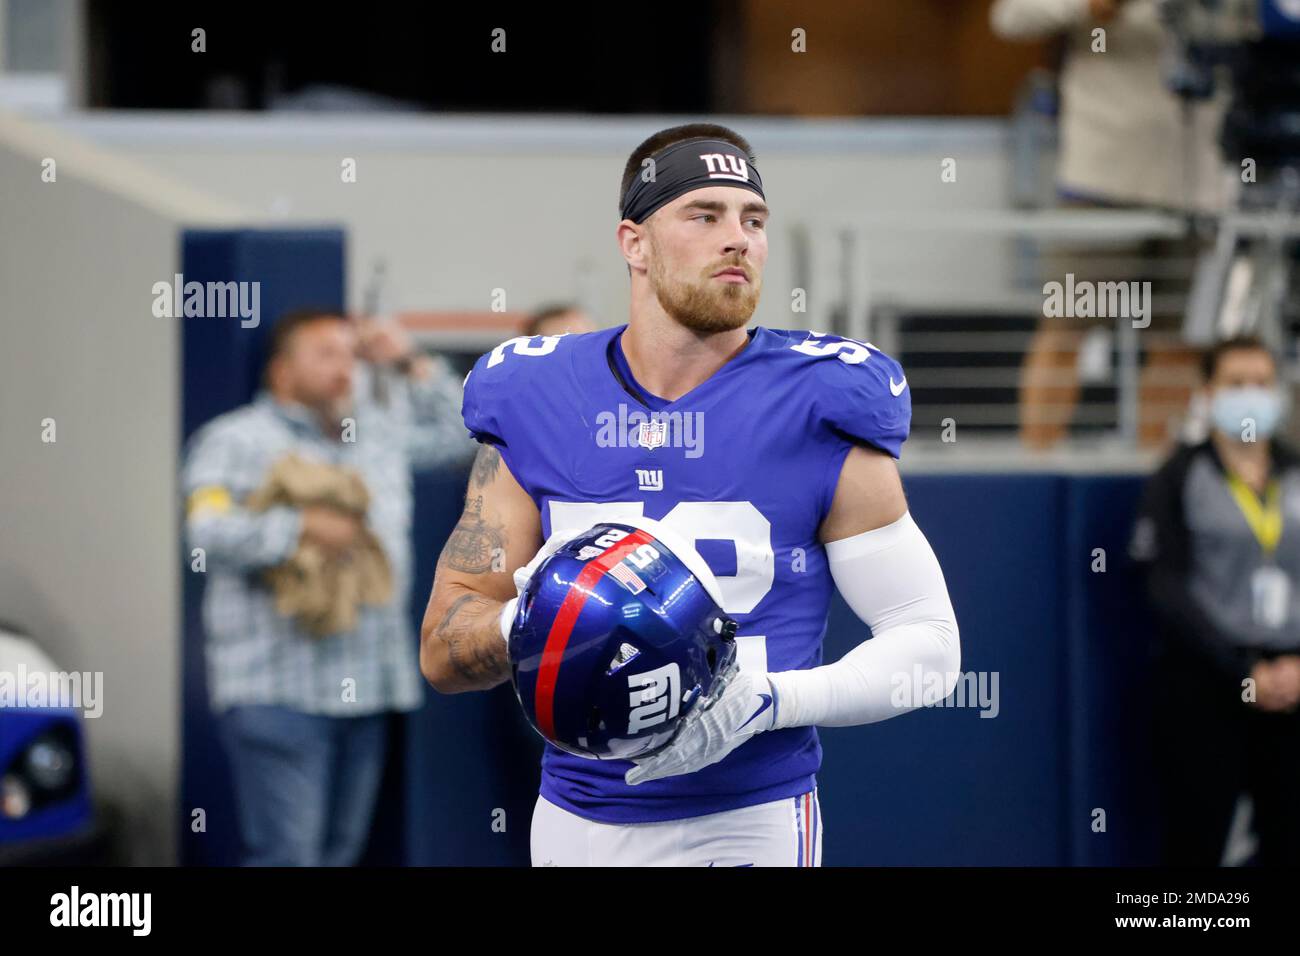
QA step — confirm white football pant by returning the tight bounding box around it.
[530,789,823,867]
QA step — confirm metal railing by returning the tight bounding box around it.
[790,208,1300,452]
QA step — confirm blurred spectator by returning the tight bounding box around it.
[181,309,472,866]
[1130,336,1300,865]
[992,0,1227,449]
[522,303,596,338]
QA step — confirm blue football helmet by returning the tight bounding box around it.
[507,516,738,760]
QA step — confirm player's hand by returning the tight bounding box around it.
[497,526,583,643]
[625,657,777,786]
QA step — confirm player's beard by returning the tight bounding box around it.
[649,240,760,334]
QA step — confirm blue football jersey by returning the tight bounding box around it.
[461,324,910,823]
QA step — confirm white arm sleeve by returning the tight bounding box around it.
[767,511,961,729]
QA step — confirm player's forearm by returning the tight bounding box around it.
[421,452,519,692]
[420,583,511,693]
[770,511,961,728]
[770,620,960,728]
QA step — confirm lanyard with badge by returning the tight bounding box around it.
[1225,473,1289,629]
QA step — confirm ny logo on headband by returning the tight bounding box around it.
[699,153,749,183]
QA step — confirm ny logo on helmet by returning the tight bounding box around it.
[699,153,749,183]
[626,663,681,733]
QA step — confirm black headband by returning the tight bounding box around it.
[620,137,765,224]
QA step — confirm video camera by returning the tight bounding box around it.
[1159,0,1300,187]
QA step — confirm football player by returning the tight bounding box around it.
[420,123,961,866]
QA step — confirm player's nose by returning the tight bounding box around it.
[720,217,749,256]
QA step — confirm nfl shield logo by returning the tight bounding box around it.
[636,420,667,450]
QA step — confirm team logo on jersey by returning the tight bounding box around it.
[636,420,668,450]
[636,468,664,492]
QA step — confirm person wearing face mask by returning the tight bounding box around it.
[1130,335,1300,866]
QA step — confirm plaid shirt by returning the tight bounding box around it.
[182,359,474,716]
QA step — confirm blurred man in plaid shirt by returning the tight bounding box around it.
[183,309,473,865]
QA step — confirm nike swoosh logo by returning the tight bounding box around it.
[739,693,773,730]
[889,376,907,396]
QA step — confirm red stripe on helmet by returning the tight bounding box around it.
[534,529,655,742]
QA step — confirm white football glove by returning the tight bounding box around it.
[624,656,778,786]
[497,526,584,643]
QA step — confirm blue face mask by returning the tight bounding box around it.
[1211,386,1286,440]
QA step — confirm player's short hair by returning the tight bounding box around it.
[523,303,582,338]
[620,123,755,216]
[1201,334,1276,382]
[261,308,347,387]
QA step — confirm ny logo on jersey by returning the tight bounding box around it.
[699,153,749,183]
[636,468,664,492]
[627,663,681,733]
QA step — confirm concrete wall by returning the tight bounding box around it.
[49,113,1022,334]
[0,109,256,863]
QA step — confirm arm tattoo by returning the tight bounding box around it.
[428,443,512,687]
[436,592,508,685]
[470,444,502,488]
[439,493,506,574]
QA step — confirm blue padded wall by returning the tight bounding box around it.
[179,228,346,866]
[397,470,1157,866]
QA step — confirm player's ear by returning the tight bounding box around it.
[617,219,647,274]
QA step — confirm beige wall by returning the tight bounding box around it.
[50,114,1020,339]
[0,110,254,864]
